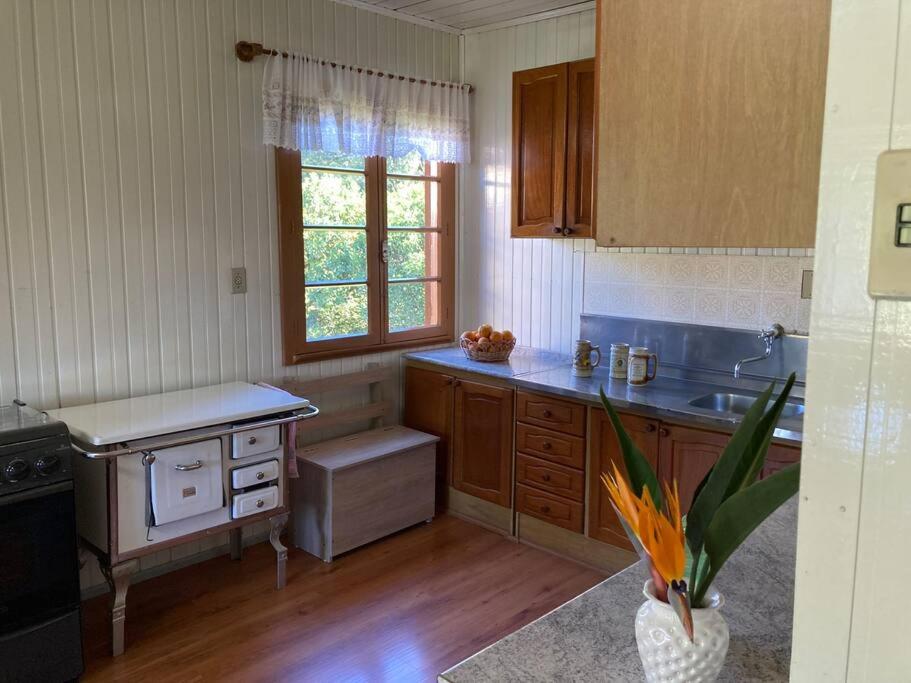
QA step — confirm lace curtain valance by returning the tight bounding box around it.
[261,51,472,163]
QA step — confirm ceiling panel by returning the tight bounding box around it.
[345,0,592,30]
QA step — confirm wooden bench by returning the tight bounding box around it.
[277,365,439,562]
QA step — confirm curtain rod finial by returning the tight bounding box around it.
[236,41,263,62]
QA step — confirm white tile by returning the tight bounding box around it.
[671,247,685,254]
[609,253,638,284]
[796,298,812,334]
[696,256,729,288]
[667,255,698,287]
[606,284,638,316]
[585,252,612,283]
[693,288,728,325]
[741,247,757,256]
[760,291,798,330]
[634,285,667,318]
[757,247,774,256]
[729,256,764,289]
[637,253,668,285]
[665,287,695,322]
[762,256,802,292]
[725,289,762,329]
[582,281,613,314]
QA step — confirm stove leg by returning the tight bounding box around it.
[102,559,139,657]
[229,527,243,560]
[269,512,290,590]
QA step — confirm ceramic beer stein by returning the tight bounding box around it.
[572,340,602,377]
[627,347,659,386]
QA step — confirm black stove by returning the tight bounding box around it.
[0,402,84,683]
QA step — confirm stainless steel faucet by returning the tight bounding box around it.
[733,324,785,379]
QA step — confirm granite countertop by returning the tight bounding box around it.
[403,346,803,444]
[440,499,798,682]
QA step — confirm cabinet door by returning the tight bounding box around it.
[564,58,595,238]
[761,443,801,479]
[402,366,453,508]
[452,380,514,507]
[588,409,660,550]
[594,0,829,247]
[511,64,568,237]
[658,424,729,512]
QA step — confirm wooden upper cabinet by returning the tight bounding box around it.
[452,379,514,508]
[402,366,454,508]
[594,0,830,247]
[511,59,594,239]
[588,410,660,550]
[565,59,596,236]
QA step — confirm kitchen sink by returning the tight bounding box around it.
[688,392,805,420]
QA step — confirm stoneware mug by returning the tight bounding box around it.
[572,339,602,377]
[627,347,658,386]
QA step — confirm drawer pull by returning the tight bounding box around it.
[248,436,258,445]
[256,471,265,480]
[645,423,657,433]
[256,499,265,508]
[174,460,203,471]
[541,505,550,513]
[541,441,552,450]
[542,409,552,418]
[542,474,551,482]
[659,427,670,437]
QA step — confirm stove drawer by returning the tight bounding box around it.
[232,485,279,519]
[149,439,224,526]
[231,459,280,490]
[232,425,280,460]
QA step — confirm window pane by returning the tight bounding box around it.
[306,284,369,341]
[387,178,439,228]
[388,281,439,332]
[304,229,367,284]
[388,231,439,280]
[387,150,438,177]
[301,150,365,171]
[302,170,366,227]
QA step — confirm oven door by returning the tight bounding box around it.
[0,482,81,636]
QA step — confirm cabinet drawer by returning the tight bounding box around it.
[232,425,280,460]
[515,422,585,469]
[231,485,279,519]
[231,458,280,490]
[516,454,584,502]
[516,392,586,436]
[516,484,583,533]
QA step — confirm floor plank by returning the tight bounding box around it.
[82,515,604,682]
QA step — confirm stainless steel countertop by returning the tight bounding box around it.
[403,346,803,444]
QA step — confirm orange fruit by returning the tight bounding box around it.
[502,330,514,342]
[490,331,503,343]
[477,337,490,350]
[477,324,493,338]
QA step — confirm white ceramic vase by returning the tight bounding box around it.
[634,580,729,683]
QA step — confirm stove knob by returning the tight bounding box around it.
[35,455,61,476]
[4,458,31,483]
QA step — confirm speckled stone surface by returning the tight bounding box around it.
[440,500,797,683]
[403,345,571,380]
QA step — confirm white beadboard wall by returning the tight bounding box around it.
[460,10,597,355]
[0,0,457,591]
[0,0,459,411]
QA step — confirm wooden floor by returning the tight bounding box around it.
[82,515,604,682]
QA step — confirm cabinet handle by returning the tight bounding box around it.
[541,505,551,513]
[542,474,551,482]
[552,227,562,235]
[542,409,552,418]
[541,441,552,450]
[659,427,669,437]
[174,460,203,471]
[453,379,461,387]
[645,424,656,433]
[248,436,257,445]
[256,471,265,480]
[256,499,265,508]
[562,227,573,236]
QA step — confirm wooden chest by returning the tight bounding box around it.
[292,425,438,561]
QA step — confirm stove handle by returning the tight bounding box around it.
[174,460,203,471]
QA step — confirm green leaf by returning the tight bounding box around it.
[598,387,663,511]
[693,462,800,606]
[685,380,776,577]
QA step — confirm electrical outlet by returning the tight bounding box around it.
[231,267,247,294]
[801,270,814,299]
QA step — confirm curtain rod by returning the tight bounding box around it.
[235,41,474,93]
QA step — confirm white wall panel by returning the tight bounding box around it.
[0,0,459,410]
[460,10,596,354]
[0,0,457,591]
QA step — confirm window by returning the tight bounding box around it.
[276,149,455,363]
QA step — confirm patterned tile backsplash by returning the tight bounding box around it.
[583,249,814,334]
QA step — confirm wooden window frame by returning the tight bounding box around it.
[276,149,456,365]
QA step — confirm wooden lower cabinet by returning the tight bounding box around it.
[452,379,514,508]
[516,484,584,532]
[588,410,660,551]
[403,366,453,509]
[658,424,730,512]
[762,442,802,479]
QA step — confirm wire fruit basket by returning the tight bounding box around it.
[459,337,517,363]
